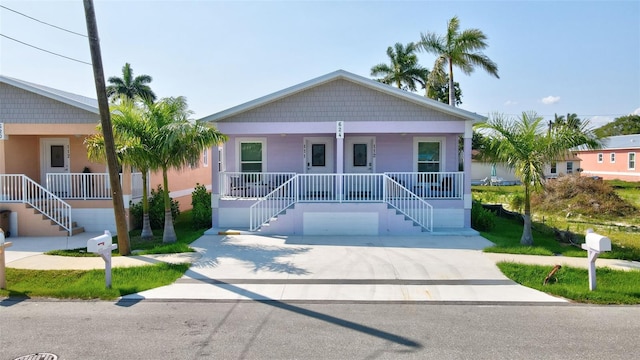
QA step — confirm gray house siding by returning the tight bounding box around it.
[217,80,464,123]
[0,83,98,124]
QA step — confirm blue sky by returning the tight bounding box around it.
[1,0,639,128]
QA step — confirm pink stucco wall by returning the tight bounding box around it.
[576,149,639,181]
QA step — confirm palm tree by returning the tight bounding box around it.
[106,63,156,103]
[371,42,429,93]
[85,97,157,240]
[147,97,227,243]
[476,112,601,245]
[418,16,499,106]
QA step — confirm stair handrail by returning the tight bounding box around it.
[22,175,73,235]
[249,176,298,231]
[383,175,433,232]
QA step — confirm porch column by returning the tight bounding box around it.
[336,121,344,201]
[210,145,221,229]
[463,122,473,227]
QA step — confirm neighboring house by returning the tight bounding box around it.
[201,70,484,236]
[574,134,640,181]
[471,152,581,185]
[0,75,210,237]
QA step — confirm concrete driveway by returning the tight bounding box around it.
[123,234,567,303]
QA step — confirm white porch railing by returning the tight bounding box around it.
[45,172,144,200]
[0,174,72,235]
[220,172,296,198]
[384,172,464,199]
[246,173,436,232]
[384,176,433,232]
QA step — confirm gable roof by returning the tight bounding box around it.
[0,75,99,114]
[201,69,487,123]
[601,134,640,150]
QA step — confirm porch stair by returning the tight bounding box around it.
[20,203,85,236]
[254,203,424,235]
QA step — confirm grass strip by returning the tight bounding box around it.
[497,262,640,305]
[1,263,189,300]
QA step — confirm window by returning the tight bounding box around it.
[629,153,636,170]
[203,149,209,167]
[566,162,574,174]
[311,144,326,166]
[237,138,266,172]
[353,143,368,167]
[417,141,441,172]
[597,153,603,163]
[610,153,616,163]
[550,162,557,174]
[50,145,65,167]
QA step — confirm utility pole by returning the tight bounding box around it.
[83,0,131,255]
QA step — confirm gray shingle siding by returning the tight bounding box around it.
[222,80,460,123]
[1,83,99,124]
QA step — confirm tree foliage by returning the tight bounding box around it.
[594,114,640,137]
[477,111,601,245]
[371,42,429,92]
[427,76,463,105]
[418,16,499,106]
[106,63,156,103]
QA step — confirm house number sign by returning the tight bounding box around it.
[336,121,344,139]
[0,123,5,140]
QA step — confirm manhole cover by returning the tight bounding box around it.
[14,354,58,360]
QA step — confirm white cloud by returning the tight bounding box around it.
[589,116,613,129]
[632,107,640,115]
[541,95,560,105]
[504,100,517,106]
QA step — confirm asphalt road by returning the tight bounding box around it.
[1,299,638,360]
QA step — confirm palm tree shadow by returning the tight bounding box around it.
[191,238,312,275]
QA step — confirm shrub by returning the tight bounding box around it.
[130,185,180,229]
[191,183,212,229]
[471,201,496,231]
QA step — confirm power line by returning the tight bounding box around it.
[0,5,88,38]
[0,34,91,65]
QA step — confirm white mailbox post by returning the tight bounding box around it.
[581,229,611,291]
[87,230,118,289]
[0,228,13,289]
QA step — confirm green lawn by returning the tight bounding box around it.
[2,210,204,300]
[498,262,640,304]
[1,263,189,300]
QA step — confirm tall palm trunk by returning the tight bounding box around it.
[520,183,533,245]
[448,57,455,106]
[162,167,177,243]
[140,169,153,240]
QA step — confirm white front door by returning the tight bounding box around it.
[304,137,334,174]
[41,138,70,196]
[345,136,375,173]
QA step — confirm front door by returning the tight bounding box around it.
[345,136,375,173]
[303,137,334,199]
[344,136,376,199]
[41,138,70,197]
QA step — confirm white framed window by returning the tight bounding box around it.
[550,162,557,174]
[566,161,574,174]
[236,138,266,172]
[413,137,445,172]
[597,153,603,163]
[629,152,636,170]
[203,149,209,167]
[610,153,616,163]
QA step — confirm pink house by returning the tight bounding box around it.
[574,134,640,181]
[0,75,211,237]
[202,70,484,236]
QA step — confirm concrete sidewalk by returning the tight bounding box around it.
[4,233,639,303]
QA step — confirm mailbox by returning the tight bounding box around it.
[585,231,611,252]
[87,230,113,253]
